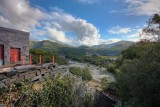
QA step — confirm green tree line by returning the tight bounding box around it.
[30,49,68,65]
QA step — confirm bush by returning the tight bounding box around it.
[23,76,75,107]
[107,64,116,74]
[82,68,93,80]
[69,67,92,81]
[84,93,93,107]
[101,77,110,90]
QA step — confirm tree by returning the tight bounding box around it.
[142,13,160,41]
[115,13,160,107]
[116,41,160,107]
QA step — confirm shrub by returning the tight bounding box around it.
[107,64,116,74]
[23,76,75,107]
[69,67,92,81]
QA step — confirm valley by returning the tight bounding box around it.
[0,0,159,106]
[69,60,115,82]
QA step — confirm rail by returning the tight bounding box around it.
[0,54,55,70]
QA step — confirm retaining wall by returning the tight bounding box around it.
[0,63,71,88]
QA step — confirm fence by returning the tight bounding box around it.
[29,54,54,65]
[0,54,55,68]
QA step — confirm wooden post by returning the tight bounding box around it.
[39,55,42,64]
[30,54,32,65]
[52,55,54,64]
[22,54,24,65]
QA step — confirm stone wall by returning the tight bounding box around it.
[0,64,118,107]
[0,63,57,88]
[74,82,118,107]
[0,64,82,89]
[0,27,29,65]
[94,90,117,107]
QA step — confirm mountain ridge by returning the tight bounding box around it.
[91,40,135,49]
[29,40,134,56]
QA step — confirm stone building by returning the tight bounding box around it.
[0,27,29,65]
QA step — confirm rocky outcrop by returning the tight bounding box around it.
[0,63,75,88]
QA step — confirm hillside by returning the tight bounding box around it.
[29,41,39,48]
[30,40,70,52]
[92,40,134,50]
[29,40,134,56]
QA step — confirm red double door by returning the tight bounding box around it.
[10,48,20,63]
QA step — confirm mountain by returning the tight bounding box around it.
[92,40,135,50]
[29,40,134,56]
[106,40,135,49]
[30,40,71,52]
[29,41,39,48]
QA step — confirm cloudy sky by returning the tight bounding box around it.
[0,0,159,46]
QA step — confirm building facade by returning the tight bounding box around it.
[0,27,29,65]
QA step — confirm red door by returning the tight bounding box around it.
[0,45,4,65]
[10,48,20,63]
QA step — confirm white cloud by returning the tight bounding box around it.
[108,26,144,42]
[0,16,10,26]
[98,38,121,45]
[124,28,143,42]
[0,0,44,31]
[108,26,132,34]
[98,39,111,45]
[47,28,69,43]
[0,0,102,46]
[108,38,121,43]
[40,11,101,45]
[75,0,101,4]
[109,10,117,13]
[123,0,160,15]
